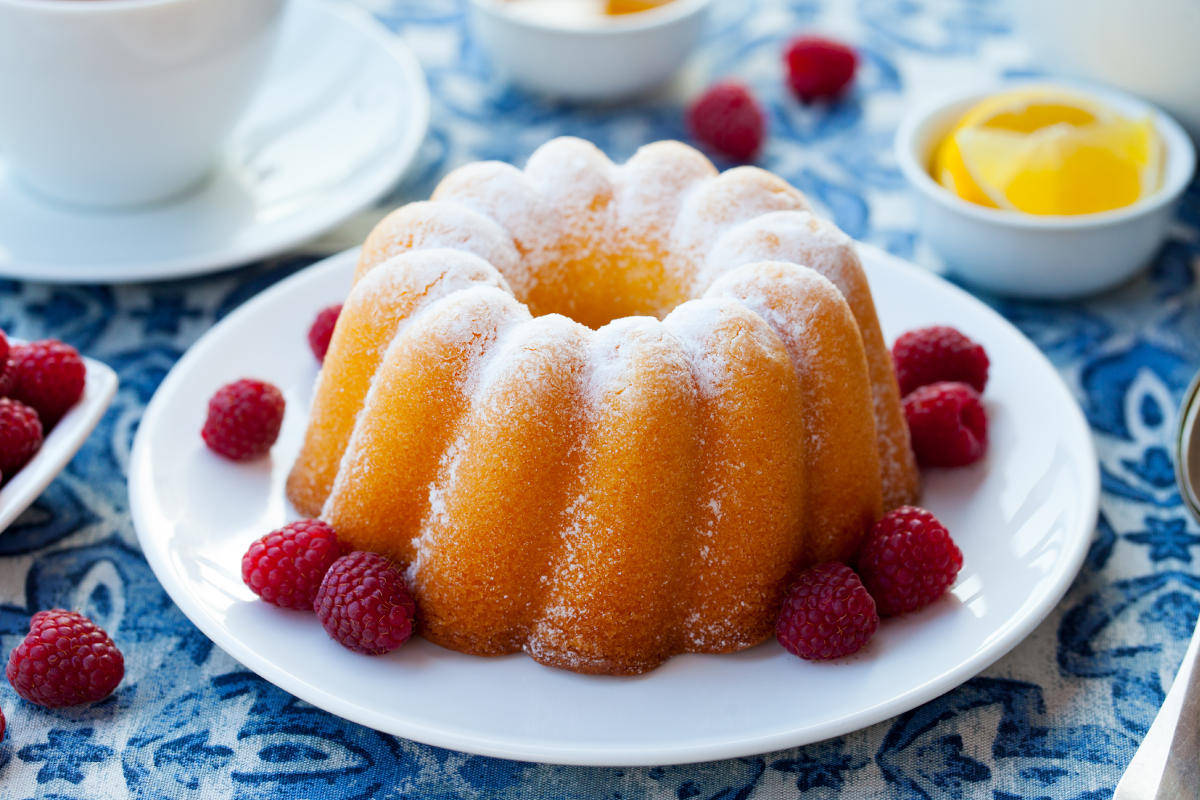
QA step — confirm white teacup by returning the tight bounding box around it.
[0,0,286,208]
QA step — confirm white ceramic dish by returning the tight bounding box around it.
[0,0,284,208]
[0,351,117,532]
[129,245,1099,766]
[0,0,428,284]
[895,82,1195,299]
[468,0,711,100]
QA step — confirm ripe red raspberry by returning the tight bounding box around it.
[858,506,963,616]
[201,378,285,461]
[687,81,767,162]
[904,381,988,468]
[6,609,124,707]
[776,562,878,660]
[892,325,989,396]
[308,304,342,363]
[0,398,43,480]
[8,339,86,428]
[242,519,346,610]
[314,551,415,655]
[784,36,858,103]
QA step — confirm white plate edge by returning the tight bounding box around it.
[128,245,1102,765]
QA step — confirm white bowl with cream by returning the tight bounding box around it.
[895,83,1195,299]
[468,0,712,100]
[0,0,285,208]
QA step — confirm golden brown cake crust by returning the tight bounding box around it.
[286,138,919,675]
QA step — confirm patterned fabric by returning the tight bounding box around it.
[1,0,1197,796]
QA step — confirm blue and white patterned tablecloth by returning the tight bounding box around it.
[2,0,1198,797]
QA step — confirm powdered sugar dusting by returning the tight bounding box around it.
[410,313,590,578]
[662,298,741,397]
[701,209,919,506]
[359,200,523,289]
[696,209,851,294]
[327,285,528,515]
[671,168,811,281]
[432,158,564,308]
[304,137,917,674]
[351,248,512,314]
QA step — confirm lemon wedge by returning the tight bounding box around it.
[932,88,1163,215]
[605,0,672,14]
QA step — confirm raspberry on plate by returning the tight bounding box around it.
[6,609,124,708]
[308,304,342,363]
[776,562,878,660]
[687,81,767,162]
[314,551,416,655]
[201,378,285,461]
[904,381,988,468]
[892,325,989,396]
[858,506,963,616]
[8,339,86,428]
[242,519,346,610]
[784,36,858,103]
[0,398,43,480]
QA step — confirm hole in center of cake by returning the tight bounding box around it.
[521,248,692,330]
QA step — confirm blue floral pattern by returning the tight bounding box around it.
[0,0,1197,795]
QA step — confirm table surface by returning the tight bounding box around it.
[2,0,1198,797]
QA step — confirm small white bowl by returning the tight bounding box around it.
[895,82,1196,299]
[467,0,712,100]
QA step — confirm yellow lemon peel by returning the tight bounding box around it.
[931,88,1162,215]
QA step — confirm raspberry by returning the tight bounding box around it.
[308,304,342,363]
[0,360,12,398]
[776,562,878,660]
[892,325,989,396]
[687,81,767,162]
[6,610,124,707]
[8,339,86,428]
[0,398,43,480]
[314,551,416,655]
[0,329,9,376]
[858,506,963,616]
[904,381,988,468]
[201,378,285,461]
[242,519,346,610]
[784,36,858,103]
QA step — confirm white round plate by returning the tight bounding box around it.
[1,351,116,532]
[129,246,1099,766]
[0,1,428,284]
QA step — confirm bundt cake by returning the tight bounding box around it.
[287,137,919,675]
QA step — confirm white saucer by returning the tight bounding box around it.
[0,1,428,285]
[1,352,116,532]
[129,246,1099,766]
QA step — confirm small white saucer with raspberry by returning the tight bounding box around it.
[0,334,117,533]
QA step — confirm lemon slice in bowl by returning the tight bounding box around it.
[605,0,673,14]
[932,87,1164,215]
